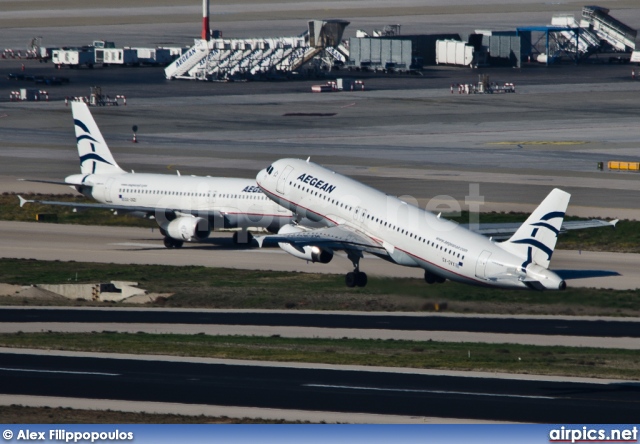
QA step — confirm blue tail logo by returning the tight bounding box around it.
[516,210,565,272]
[75,118,114,174]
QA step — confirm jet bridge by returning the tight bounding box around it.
[165,19,349,80]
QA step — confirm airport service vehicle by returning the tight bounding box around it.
[19,102,295,248]
[256,158,617,290]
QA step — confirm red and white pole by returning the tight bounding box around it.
[201,0,210,40]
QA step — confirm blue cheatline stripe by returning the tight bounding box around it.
[73,119,90,133]
[513,238,553,260]
[541,211,565,221]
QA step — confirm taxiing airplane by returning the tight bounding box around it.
[255,158,617,290]
[19,101,296,248]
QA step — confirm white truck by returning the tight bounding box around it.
[52,48,95,68]
[96,48,138,66]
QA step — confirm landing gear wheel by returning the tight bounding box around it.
[163,237,183,249]
[345,250,366,288]
[346,271,367,288]
[425,271,445,284]
[355,271,367,287]
[424,271,436,284]
[345,272,357,288]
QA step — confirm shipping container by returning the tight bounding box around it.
[436,40,474,66]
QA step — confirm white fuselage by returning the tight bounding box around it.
[256,159,565,290]
[66,171,293,231]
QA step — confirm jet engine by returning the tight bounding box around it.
[277,224,333,264]
[165,216,211,242]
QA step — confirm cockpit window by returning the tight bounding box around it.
[266,165,274,175]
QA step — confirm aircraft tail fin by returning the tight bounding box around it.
[499,188,570,270]
[71,101,125,175]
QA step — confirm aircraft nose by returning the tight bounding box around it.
[256,168,267,185]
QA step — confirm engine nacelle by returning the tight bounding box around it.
[277,224,333,264]
[165,216,210,242]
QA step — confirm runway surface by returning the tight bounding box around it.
[2,307,639,338]
[3,66,640,220]
[1,350,638,423]
[1,307,638,349]
[0,221,636,290]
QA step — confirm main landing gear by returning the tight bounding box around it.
[346,270,367,287]
[424,270,445,284]
[163,237,183,249]
[345,250,367,287]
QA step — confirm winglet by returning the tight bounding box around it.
[17,195,29,208]
[254,235,266,248]
[610,219,619,228]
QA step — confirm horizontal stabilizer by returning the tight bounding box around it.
[17,195,29,208]
[469,218,619,240]
[18,178,88,187]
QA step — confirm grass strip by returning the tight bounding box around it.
[0,405,303,424]
[1,259,639,315]
[1,332,638,380]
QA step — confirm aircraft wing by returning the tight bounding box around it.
[464,219,619,240]
[19,195,148,213]
[17,195,216,219]
[256,225,388,256]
